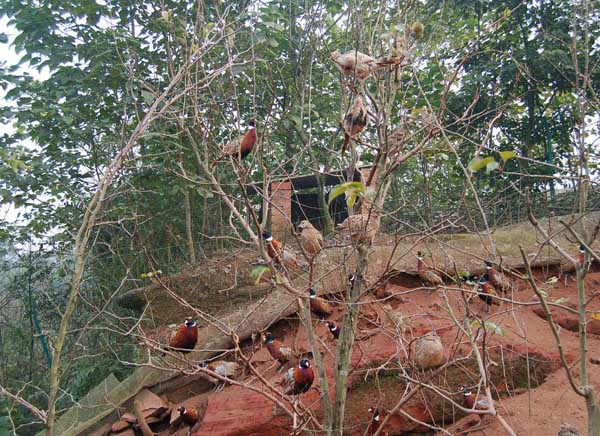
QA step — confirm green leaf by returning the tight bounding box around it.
[499,150,517,162]
[486,160,500,174]
[468,156,495,172]
[251,265,270,285]
[290,115,303,127]
[141,90,154,105]
[328,181,366,207]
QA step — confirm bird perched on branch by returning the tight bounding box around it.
[199,360,241,392]
[297,220,324,258]
[309,288,333,318]
[337,213,380,243]
[283,359,314,395]
[484,261,513,292]
[421,107,441,136]
[416,251,444,288]
[341,94,368,157]
[326,321,340,340]
[167,317,198,354]
[331,50,401,82]
[367,407,388,436]
[211,119,257,169]
[477,274,500,312]
[262,230,301,271]
[264,332,295,367]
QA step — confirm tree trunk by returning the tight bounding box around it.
[331,244,369,434]
[317,173,334,236]
[183,185,196,264]
[586,396,600,436]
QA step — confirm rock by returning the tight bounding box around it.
[388,310,410,334]
[193,386,296,436]
[113,429,135,436]
[532,306,600,335]
[111,420,131,433]
[413,333,446,369]
[433,414,481,435]
[135,388,169,419]
[88,422,112,436]
[121,412,137,423]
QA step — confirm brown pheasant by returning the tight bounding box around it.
[416,251,444,288]
[297,220,324,258]
[341,94,368,157]
[331,50,401,81]
[337,213,380,243]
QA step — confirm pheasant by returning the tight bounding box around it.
[477,274,500,312]
[177,405,202,433]
[561,245,587,275]
[484,261,512,292]
[337,213,380,243]
[459,385,494,410]
[367,407,388,436]
[283,359,314,395]
[211,119,257,169]
[166,317,198,354]
[558,423,581,436]
[297,220,324,258]
[326,321,340,340]
[309,288,333,318]
[341,94,368,157]
[416,251,444,288]
[198,360,241,392]
[264,332,295,366]
[331,50,401,82]
[262,230,301,271]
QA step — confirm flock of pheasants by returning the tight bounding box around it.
[162,244,569,434]
[163,46,589,434]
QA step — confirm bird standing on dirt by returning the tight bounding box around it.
[330,50,400,82]
[484,261,513,292]
[459,385,493,410]
[416,251,444,288]
[262,230,301,271]
[309,288,333,318]
[367,407,388,436]
[199,360,241,392]
[561,245,587,275]
[283,358,314,395]
[326,321,340,339]
[337,213,380,243]
[297,220,324,258]
[211,119,257,169]
[558,423,581,436]
[177,405,202,434]
[477,274,500,312]
[341,94,368,157]
[167,317,198,354]
[264,332,294,366]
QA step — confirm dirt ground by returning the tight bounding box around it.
[140,262,598,436]
[108,212,600,436]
